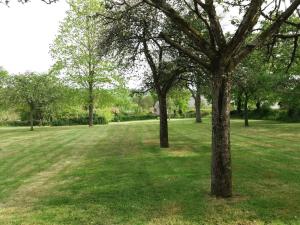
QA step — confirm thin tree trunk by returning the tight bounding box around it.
[211,72,232,198]
[39,118,42,127]
[244,94,249,127]
[88,83,94,127]
[195,89,202,123]
[237,94,242,115]
[256,100,261,111]
[158,93,169,148]
[195,75,202,123]
[30,108,34,131]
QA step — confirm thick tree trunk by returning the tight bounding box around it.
[195,90,202,123]
[244,95,249,127]
[158,93,169,148]
[88,84,94,127]
[211,72,232,198]
[29,109,34,131]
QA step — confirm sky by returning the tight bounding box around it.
[0,0,237,77]
[0,1,292,77]
[0,0,69,74]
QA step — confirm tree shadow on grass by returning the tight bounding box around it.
[33,145,300,225]
[37,154,211,224]
[21,122,300,225]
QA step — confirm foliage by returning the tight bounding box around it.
[112,113,157,122]
[51,115,108,126]
[167,87,191,115]
[132,93,155,113]
[269,37,300,118]
[51,0,119,126]
[233,50,275,105]
[95,107,114,122]
[5,72,63,121]
[51,0,116,89]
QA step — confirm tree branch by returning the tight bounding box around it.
[143,0,216,59]
[235,0,300,66]
[160,32,210,71]
[225,0,264,59]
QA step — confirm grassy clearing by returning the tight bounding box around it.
[0,119,299,225]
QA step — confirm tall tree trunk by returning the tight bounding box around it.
[158,92,169,148]
[244,94,249,127]
[195,88,202,123]
[88,83,94,127]
[211,72,232,198]
[29,108,34,131]
[256,100,261,111]
[237,94,242,115]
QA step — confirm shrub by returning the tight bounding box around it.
[0,120,48,127]
[96,108,114,122]
[0,114,108,127]
[51,115,108,126]
[231,108,300,122]
[277,109,300,122]
[183,109,211,119]
[112,113,158,122]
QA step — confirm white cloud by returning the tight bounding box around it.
[0,0,68,74]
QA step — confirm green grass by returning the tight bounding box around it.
[0,119,299,225]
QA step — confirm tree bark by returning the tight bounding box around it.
[237,94,242,115]
[256,100,261,111]
[88,83,94,127]
[158,93,169,148]
[244,94,249,127]
[195,91,202,123]
[195,75,202,123]
[29,108,34,131]
[211,71,232,198]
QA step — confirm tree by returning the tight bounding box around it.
[144,55,187,148]
[6,72,62,131]
[185,71,210,123]
[0,67,8,87]
[142,0,300,197]
[168,87,191,118]
[268,35,300,121]
[233,51,274,127]
[101,4,188,148]
[278,76,300,120]
[132,93,154,113]
[51,0,116,127]
[0,67,9,110]
[107,0,300,197]
[142,47,187,147]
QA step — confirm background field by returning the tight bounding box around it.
[0,119,299,225]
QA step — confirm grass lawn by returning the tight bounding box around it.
[0,119,299,225]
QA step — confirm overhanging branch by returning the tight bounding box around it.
[160,33,210,71]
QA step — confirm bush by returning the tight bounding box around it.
[183,109,211,119]
[96,108,114,122]
[0,120,48,127]
[112,109,211,122]
[112,113,158,122]
[51,115,108,126]
[276,109,300,122]
[231,107,300,122]
[0,114,108,127]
